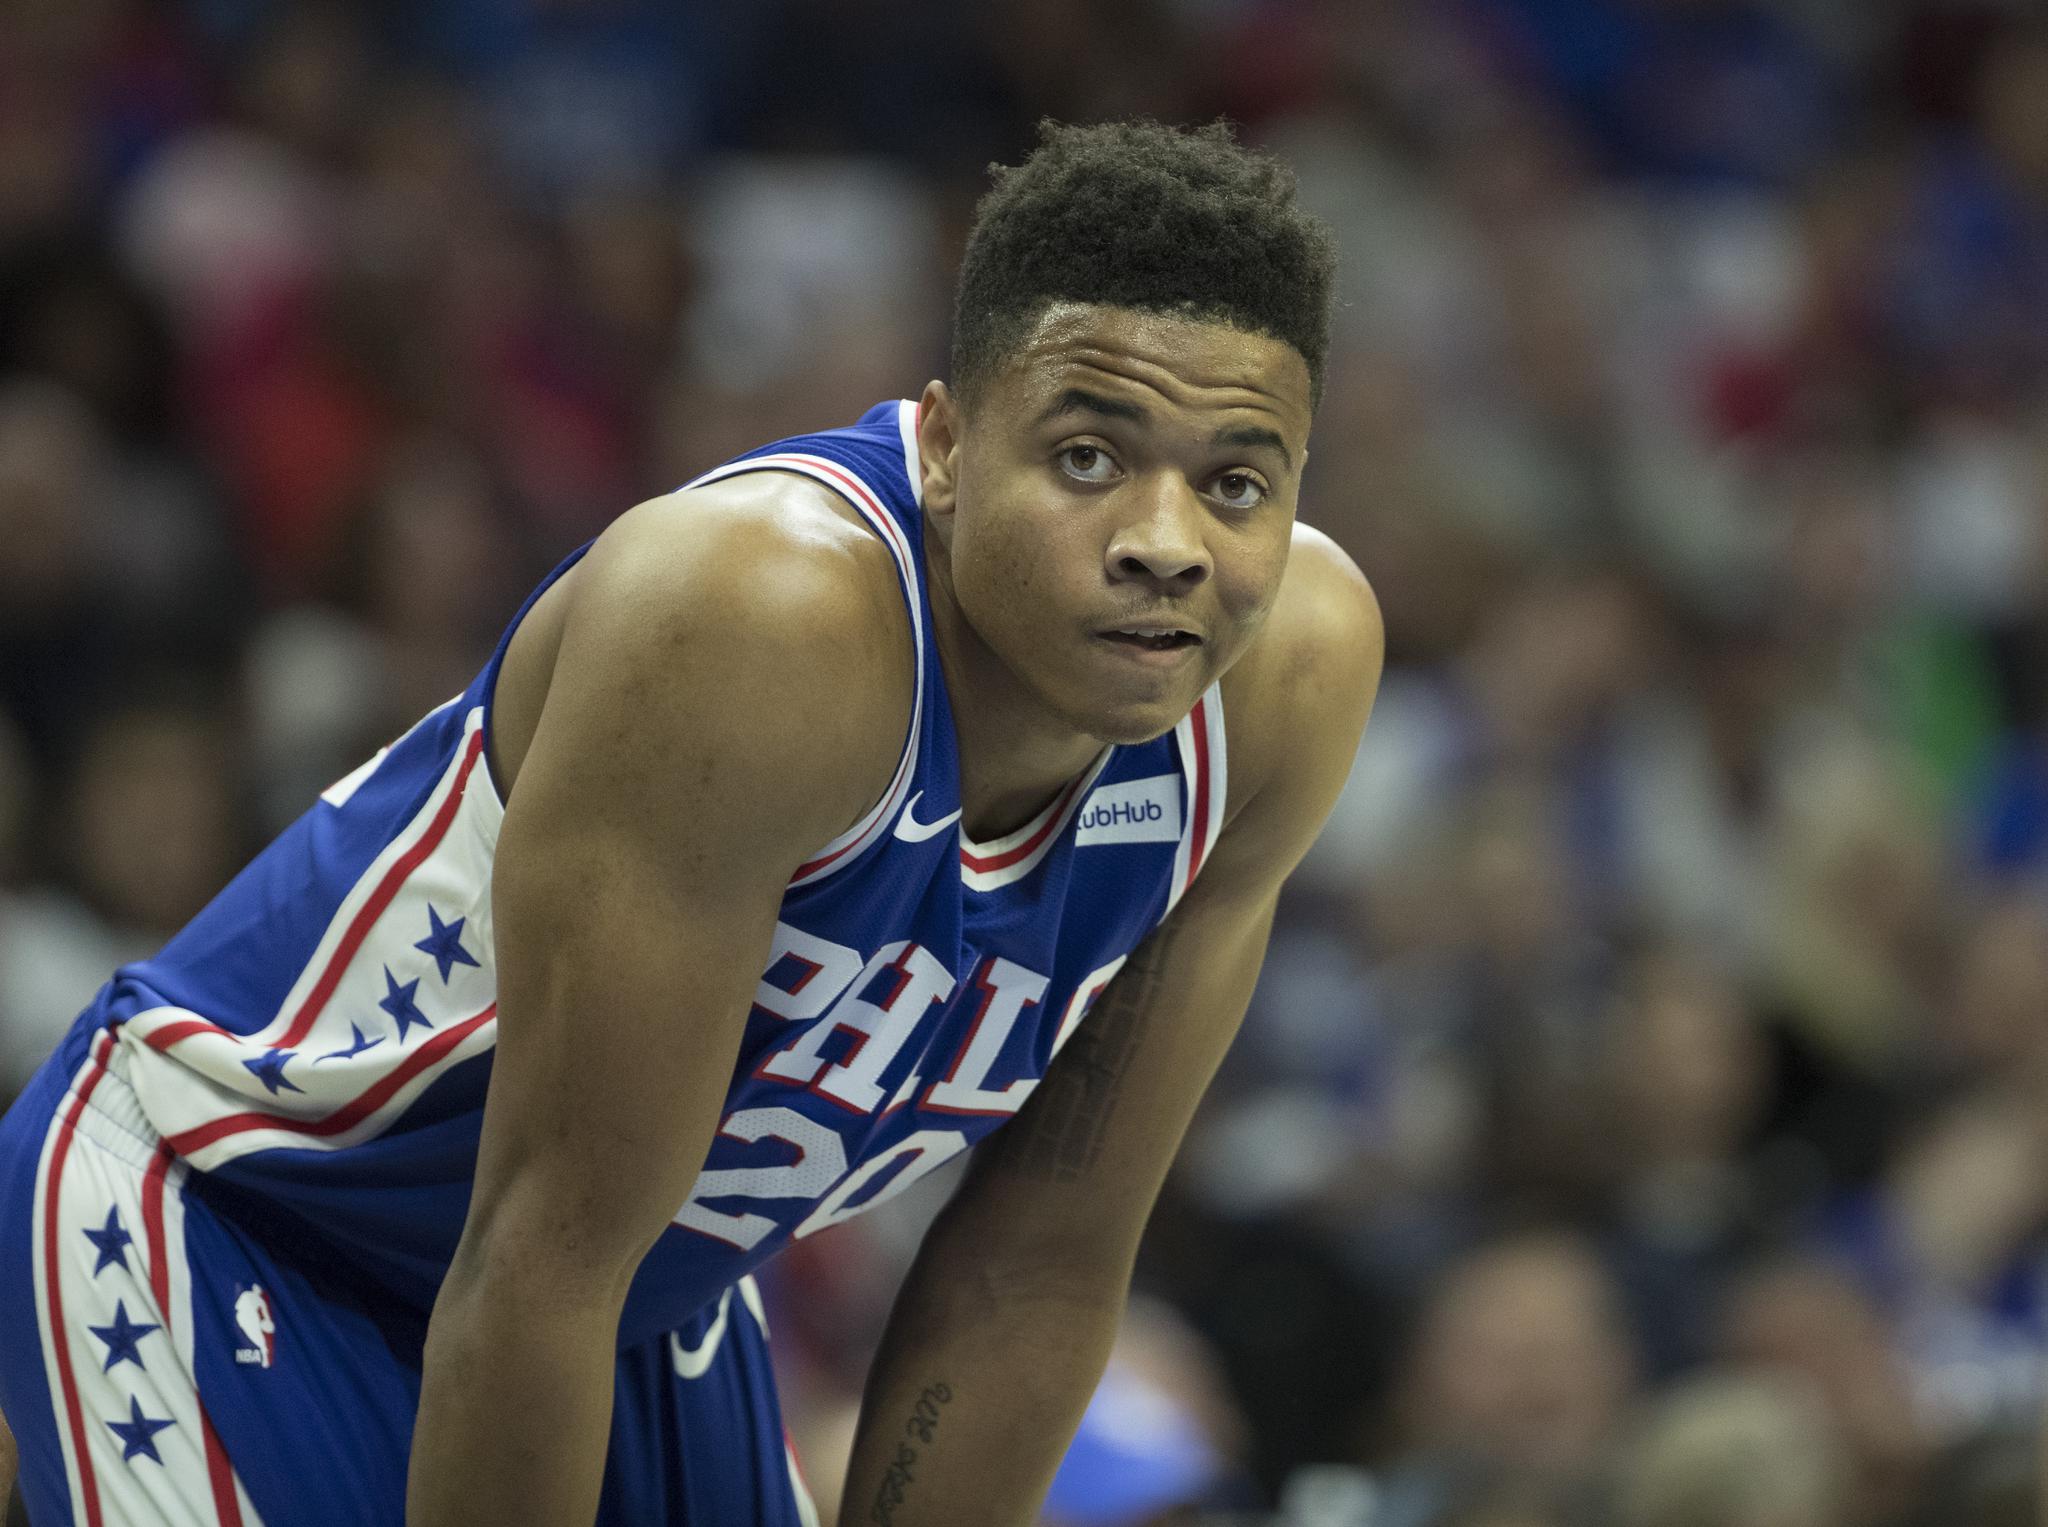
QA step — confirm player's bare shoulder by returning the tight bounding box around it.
[492,469,915,861]
[1213,522,1383,856]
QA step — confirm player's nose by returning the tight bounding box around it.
[1104,476,1211,591]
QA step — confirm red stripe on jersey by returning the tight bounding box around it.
[716,452,919,886]
[164,1005,497,1156]
[783,458,916,880]
[42,1034,113,1527]
[958,771,1090,874]
[791,830,867,881]
[785,1427,815,1500]
[139,1019,224,1052]
[1186,697,1212,884]
[773,454,914,570]
[273,727,486,1050]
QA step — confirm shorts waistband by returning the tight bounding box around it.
[66,1033,171,1174]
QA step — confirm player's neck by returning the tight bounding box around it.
[925,567,1108,845]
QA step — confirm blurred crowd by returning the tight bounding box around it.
[4,0,2048,1524]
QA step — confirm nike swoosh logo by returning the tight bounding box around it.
[893,792,963,842]
[670,1288,732,1379]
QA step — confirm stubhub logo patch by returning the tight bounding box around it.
[1075,775,1182,846]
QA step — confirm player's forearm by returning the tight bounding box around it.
[837,1250,1125,1527]
[408,1247,628,1527]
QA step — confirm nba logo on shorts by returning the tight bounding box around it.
[234,1285,276,1368]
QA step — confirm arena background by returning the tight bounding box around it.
[3,2,2048,1524]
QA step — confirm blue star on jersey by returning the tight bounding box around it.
[316,1023,384,1063]
[87,1301,159,1372]
[378,968,433,1042]
[106,1395,175,1463]
[414,905,479,983]
[83,1206,133,1275]
[242,1048,303,1096]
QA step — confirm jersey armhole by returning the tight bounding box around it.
[475,539,598,810]
[680,453,927,888]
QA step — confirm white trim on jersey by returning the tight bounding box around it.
[119,703,505,1172]
[681,449,927,890]
[319,693,465,809]
[958,749,1115,894]
[788,1444,822,1527]
[213,705,500,1054]
[123,1009,501,1174]
[895,397,924,507]
[1198,685,1228,870]
[1164,683,1227,917]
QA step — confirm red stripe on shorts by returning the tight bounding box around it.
[41,1032,113,1527]
[139,1140,246,1526]
[201,1421,243,1527]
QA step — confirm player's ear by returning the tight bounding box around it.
[916,381,962,517]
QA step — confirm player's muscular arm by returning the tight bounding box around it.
[837,530,1384,1527]
[408,488,908,1527]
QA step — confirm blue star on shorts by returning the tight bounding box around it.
[415,905,480,984]
[242,1047,304,1096]
[379,967,434,1042]
[83,1206,133,1276]
[106,1396,175,1464]
[317,1023,384,1063]
[88,1300,159,1372]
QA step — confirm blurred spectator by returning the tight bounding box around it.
[0,691,247,1094]
[1717,1257,1938,1521]
[1609,1370,1847,1527]
[1929,889,2048,1095]
[1435,1484,1584,1527]
[1467,0,1840,190]
[1811,1087,2048,1441]
[1368,1229,1636,1527]
[1880,21,2048,408]
[0,379,238,764]
[1595,945,1780,1376]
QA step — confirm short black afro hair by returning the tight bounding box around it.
[951,119,1337,408]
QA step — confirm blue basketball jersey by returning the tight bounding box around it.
[48,400,1227,1347]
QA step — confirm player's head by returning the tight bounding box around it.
[948,118,1336,414]
[918,119,1337,744]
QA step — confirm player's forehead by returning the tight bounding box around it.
[988,301,1312,447]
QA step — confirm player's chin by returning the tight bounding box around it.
[1061,645,1212,743]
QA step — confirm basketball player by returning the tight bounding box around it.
[0,119,1380,1525]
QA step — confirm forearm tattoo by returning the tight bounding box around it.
[867,1382,953,1526]
[983,918,1184,1182]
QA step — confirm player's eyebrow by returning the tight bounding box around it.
[1037,388,1148,428]
[1212,423,1292,471]
[1039,388,1294,470]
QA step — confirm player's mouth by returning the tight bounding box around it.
[1096,625,1203,664]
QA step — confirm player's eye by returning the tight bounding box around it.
[1057,444,1120,484]
[1210,471,1269,510]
